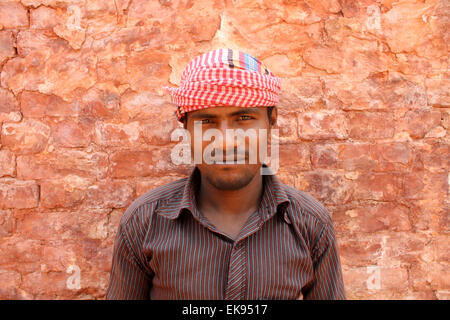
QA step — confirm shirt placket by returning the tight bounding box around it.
[223,209,266,300]
[191,206,266,300]
[224,239,247,300]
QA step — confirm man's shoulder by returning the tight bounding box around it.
[120,176,188,227]
[280,181,333,228]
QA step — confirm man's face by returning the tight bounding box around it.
[185,106,276,190]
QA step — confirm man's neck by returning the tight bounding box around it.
[197,170,264,218]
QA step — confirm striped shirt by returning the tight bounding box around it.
[106,166,346,300]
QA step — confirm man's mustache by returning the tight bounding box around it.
[205,149,249,162]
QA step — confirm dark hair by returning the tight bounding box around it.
[183,106,275,126]
[267,106,274,122]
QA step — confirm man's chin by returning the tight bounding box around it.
[207,177,251,190]
[211,163,246,170]
[200,164,259,190]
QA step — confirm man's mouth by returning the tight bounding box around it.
[213,155,248,164]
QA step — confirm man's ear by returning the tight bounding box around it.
[270,106,277,127]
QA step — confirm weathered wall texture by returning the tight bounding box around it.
[0,0,448,299]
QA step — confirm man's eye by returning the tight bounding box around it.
[201,119,210,124]
[239,115,253,121]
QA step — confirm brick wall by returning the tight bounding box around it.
[0,0,448,299]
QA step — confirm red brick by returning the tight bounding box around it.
[409,199,448,233]
[119,90,172,121]
[334,203,411,234]
[425,77,449,108]
[343,266,408,298]
[0,149,15,177]
[338,236,383,267]
[95,56,128,89]
[36,239,110,298]
[136,175,185,198]
[276,111,299,143]
[105,208,125,244]
[110,150,155,178]
[110,148,191,178]
[0,179,39,209]
[41,242,80,273]
[30,6,60,30]
[369,142,413,171]
[311,143,338,169]
[88,243,115,274]
[401,109,442,139]
[347,112,395,139]
[303,45,344,74]
[276,168,297,187]
[0,237,43,272]
[0,110,22,123]
[342,267,368,297]
[80,87,121,119]
[381,233,427,266]
[427,263,450,291]
[380,267,409,291]
[353,172,403,201]
[411,139,450,171]
[125,50,172,91]
[16,30,66,57]
[1,119,50,154]
[402,171,447,200]
[0,268,21,299]
[17,151,109,180]
[20,91,79,118]
[279,77,324,113]
[147,147,192,176]
[338,143,374,170]
[2,49,97,101]
[298,112,348,140]
[279,143,311,169]
[264,54,304,78]
[324,75,428,111]
[409,261,433,291]
[0,87,18,113]
[430,235,450,264]
[50,118,94,148]
[0,31,15,65]
[0,210,15,237]
[84,179,135,208]
[15,209,110,241]
[141,117,180,146]
[94,121,142,147]
[0,2,28,29]
[40,176,90,209]
[21,270,75,299]
[294,171,353,205]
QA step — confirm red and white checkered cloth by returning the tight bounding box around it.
[164,48,281,122]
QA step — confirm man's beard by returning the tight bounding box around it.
[202,165,259,190]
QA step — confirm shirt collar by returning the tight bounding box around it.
[157,164,291,221]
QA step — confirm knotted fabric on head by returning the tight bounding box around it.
[164,48,281,122]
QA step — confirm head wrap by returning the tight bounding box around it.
[164,48,281,122]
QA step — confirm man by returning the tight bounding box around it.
[106,48,346,299]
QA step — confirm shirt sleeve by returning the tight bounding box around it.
[303,221,346,300]
[106,222,153,300]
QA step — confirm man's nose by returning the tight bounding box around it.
[217,120,238,150]
[217,118,231,134]
[204,120,236,159]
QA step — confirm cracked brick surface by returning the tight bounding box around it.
[0,0,448,299]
